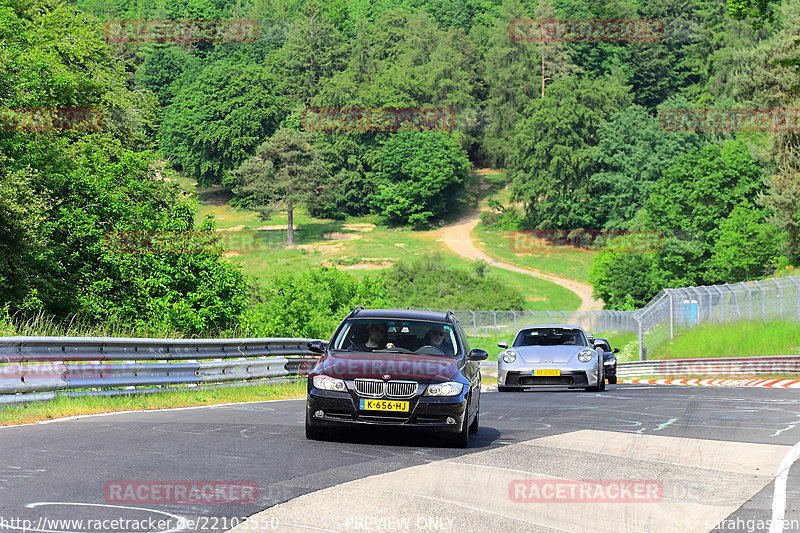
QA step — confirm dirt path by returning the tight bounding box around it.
[437,210,604,312]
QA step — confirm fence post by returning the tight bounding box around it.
[634,315,644,361]
[470,310,477,336]
[667,289,674,339]
[754,280,766,321]
[546,310,552,323]
[747,283,753,321]
[529,310,536,326]
[790,278,800,322]
[691,287,703,325]
[714,285,725,322]
[492,310,497,336]
[771,278,784,320]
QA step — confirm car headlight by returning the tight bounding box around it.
[502,349,517,363]
[424,382,464,396]
[604,358,616,366]
[577,349,594,363]
[312,375,347,391]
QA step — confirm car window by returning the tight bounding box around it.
[513,328,588,347]
[332,319,458,356]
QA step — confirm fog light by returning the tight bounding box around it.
[314,410,324,418]
[446,417,456,425]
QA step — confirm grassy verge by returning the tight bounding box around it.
[472,223,596,284]
[649,321,800,359]
[0,381,306,426]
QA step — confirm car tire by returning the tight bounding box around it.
[608,375,617,385]
[305,414,327,441]
[598,364,606,391]
[469,401,479,434]
[450,399,471,448]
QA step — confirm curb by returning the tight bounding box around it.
[619,378,800,388]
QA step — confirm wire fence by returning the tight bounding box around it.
[424,275,800,361]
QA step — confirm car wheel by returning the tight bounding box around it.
[608,375,617,385]
[305,413,327,441]
[599,364,606,391]
[469,400,479,434]
[450,399,470,448]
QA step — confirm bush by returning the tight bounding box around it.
[380,253,525,310]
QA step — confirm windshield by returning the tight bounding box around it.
[513,327,588,347]
[331,320,458,356]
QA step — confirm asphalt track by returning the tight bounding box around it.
[1,385,799,533]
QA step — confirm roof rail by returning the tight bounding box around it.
[349,305,366,317]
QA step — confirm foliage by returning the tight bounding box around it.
[509,75,632,229]
[380,253,525,310]
[374,132,469,227]
[232,128,329,245]
[480,200,521,230]
[158,59,283,187]
[242,266,393,339]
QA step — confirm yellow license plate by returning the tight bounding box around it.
[534,369,561,376]
[359,399,409,412]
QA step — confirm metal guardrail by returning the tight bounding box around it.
[0,337,323,404]
[617,355,800,378]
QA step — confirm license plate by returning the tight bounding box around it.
[359,399,409,412]
[534,369,561,376]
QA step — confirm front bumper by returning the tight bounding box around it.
[499,364,599,389]
[306,389,468,433]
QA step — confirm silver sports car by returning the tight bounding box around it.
[497,325,606,392]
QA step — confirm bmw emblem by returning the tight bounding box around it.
[382,374,391,380]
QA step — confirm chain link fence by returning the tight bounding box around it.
[421,275,800,361]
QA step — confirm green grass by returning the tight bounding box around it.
[0,381,306,426]
[649,320,800,359]
[473,224,596,284]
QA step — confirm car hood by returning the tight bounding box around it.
[315,351,459,381]
[513,345,590,364]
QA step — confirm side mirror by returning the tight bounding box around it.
[497,341,508,349]
[613,348,620,354]
[307,341,325,354]
[468,348,489,361]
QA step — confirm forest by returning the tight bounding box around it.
[0,0,797,335]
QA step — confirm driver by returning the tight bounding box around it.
[422,326,454,355]
[348,323,388,351]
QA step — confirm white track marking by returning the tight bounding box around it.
[770,438,800,533]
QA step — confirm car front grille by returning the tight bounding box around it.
[354,379,418,398]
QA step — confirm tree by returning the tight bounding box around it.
[482,0,578,168]
[509,75,631,228]
[159,59,283,187]
[708,203,782,281]
[588,102,705,229]
[232,128,328,246]
[374,132,469,227]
